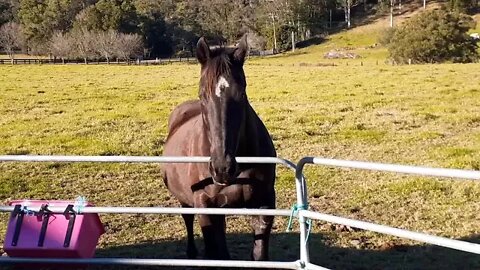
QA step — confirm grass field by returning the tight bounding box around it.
[1,9,480,269]
[1,60,479,269]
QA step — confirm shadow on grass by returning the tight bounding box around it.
[103,232,480,270]
[8,232,478,270]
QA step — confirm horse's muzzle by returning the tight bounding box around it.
[209,155,237,185]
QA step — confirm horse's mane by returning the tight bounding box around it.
[200,46,234,97]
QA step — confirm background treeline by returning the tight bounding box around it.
[0,0,478,60]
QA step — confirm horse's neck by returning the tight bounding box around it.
[237,103,260,156]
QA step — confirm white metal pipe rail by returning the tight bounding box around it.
[0,206,292,216]
[295,156,480,259]
[300,210,480,255]
[0,155,310,269]
[296,157,480,180]
[0,155,297,169]
[0,257,301,269]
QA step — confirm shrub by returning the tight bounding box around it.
[377,27,396,46]
[388,9,478,64]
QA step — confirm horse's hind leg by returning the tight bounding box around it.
[181,206,198,259]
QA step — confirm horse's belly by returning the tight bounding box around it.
[163,115,210,206]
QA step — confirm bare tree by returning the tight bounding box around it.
[0,22,22,63]
[70,27,97,64]
[95,30,118,64]
[390,0,394,27]
[115,33,143,62]
[258,0,296,51]
[50,31,72,64]
[341,0,353,28]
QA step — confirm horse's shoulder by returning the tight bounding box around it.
[167,100,201,135]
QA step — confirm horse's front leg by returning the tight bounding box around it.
[194,192,230,260]
[251,206,274,261]
[250,183,276,261]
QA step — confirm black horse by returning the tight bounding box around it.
[162,36,277,261]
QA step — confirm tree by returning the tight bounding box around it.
[50,31,72,63]
[115,32,142,61]
[18,0,86,53]
[256,0,302,51]
[0,0,19,26]
[135,1,176,57]
[196,0,249,43]
[388,9,478,63]
[70,27,97,63]
[449,0,477,12]
[73,0,138,32]
[0,22,22,62]
[95,29,118,63]
[344,0,352,28]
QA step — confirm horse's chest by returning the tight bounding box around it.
[198,184,254,208]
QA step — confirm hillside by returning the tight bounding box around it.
[252,2,479,65]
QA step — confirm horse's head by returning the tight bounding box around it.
[196,36,249,186]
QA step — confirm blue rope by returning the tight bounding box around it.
[286,203,307,232]
[74,196,87,213]
[286,203,313,245]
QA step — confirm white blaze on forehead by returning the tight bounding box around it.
[215,76,229,97]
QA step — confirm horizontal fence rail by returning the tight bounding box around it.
[0,258,301,269]
[296,157,480,180]
[0,155,297,171]
[299,210,480,255]
[0,206,291,216]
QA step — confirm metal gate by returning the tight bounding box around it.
[0,155,479,269]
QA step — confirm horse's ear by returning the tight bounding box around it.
[233,34,249,65]
[196,37,210,65]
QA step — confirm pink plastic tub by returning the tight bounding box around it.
[4,200,104,258]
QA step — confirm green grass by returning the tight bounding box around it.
[1,10,480,268]
[0,60,479,269]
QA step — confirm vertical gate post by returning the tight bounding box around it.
[295,157,313,268]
